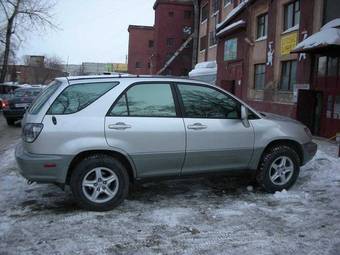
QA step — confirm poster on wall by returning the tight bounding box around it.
[280,32,298,56]
[224,38,238,61]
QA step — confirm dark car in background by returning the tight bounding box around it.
[3,87,43,125]
[0,84,20,110]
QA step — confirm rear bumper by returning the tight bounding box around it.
[302,141,317,165]
[15,143,73,184]
[3,109,25,119]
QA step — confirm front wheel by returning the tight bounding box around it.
[70,154,129,211]
[256,145,300,193]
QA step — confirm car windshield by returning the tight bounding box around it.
[28,80,61,115]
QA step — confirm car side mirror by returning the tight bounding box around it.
[241,105,250,128]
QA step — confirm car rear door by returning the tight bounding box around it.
[176,83,255,174]
[105,82,185,178]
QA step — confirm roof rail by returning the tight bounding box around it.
[65,74,191,81]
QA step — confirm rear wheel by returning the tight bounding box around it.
[256,145,300,193]
[70,154,129,211]
[6,118,15,126]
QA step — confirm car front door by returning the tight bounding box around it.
[176,83,255,174]
[105,82,185,178]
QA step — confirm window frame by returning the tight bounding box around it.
[47,81,119,116]
[174,82,260,120]
[256,13,268,39]
[106,82,181,118]
[254,63,266,90]
[201,4,208,23]
[283,0,300,31]
[280,60,297,91]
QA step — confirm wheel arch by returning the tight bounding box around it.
[259,139,304,168]
[65,149,137,185]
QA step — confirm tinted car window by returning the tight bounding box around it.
[29,81,61,114]
[178,84,241,119]
[14,89,42,97]
[109,83,176,117]
[48,82,117,115]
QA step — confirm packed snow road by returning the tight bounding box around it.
[0,112,340,255]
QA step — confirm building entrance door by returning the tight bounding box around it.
[297,90,323,135]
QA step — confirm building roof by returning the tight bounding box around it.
[293,19,340,54]
[153,0,193,10]
[128,25,155,32]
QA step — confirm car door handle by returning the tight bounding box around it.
[187,123,207,130]
[108,122,131,130]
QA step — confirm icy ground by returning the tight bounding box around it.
[0,136,340,254]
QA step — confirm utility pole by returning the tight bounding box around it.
[191,0,199,69]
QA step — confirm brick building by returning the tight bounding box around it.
[209,0,340,138]
[128,25,155,75]
[128,0,194,76]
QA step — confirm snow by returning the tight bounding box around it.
[216,0,249,30]
[1,129,340,254]
[294,19,340,51]
[189,61,217,77]
[282,24,299,34]
[321,18,340,30]
[216,20,246,37]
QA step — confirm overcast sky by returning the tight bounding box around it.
[17,0,156,65]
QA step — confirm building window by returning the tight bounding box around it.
[209,31,217,46]
[148,40,154,48]
[200,36,207,51]
[201,4,208,22]
[318,56,327,77]
[257,13,268,39]
[254,64,266,90]
[280,60,297,91]
[211,0,220,14]
[334,96,340,119]
[328,57,338,77]
[147,63,151,69]
[166,38,175,47]
[184,10,192,19]
[168,11,174,17]
[224,0,232,7]
[284,0,300,31]
[135,62,142,68]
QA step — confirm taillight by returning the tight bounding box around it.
[22,123,43,143]
[2,100,9,109]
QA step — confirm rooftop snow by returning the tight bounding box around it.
[216,0,249,31]
[294,19,340,52]
[216,20,246,37]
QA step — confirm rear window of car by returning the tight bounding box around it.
[47,82,118,115]
[14,89,42,97]
[28,81,61,115]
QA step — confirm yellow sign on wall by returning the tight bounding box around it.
[280,32,298,56]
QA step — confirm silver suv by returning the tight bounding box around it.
[15,76,317,211]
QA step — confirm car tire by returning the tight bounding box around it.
[256,145,300,193]
[6,118,15,126]
[70,154,129,211]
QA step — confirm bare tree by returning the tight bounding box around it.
[0,0,56,83]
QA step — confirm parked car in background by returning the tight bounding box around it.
[15,75,317,211]
[0,84,20,110]
[3,87,43,125]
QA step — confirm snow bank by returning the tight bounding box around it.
[189,61,217,77]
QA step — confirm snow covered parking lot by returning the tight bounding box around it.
[0,113,340,255]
